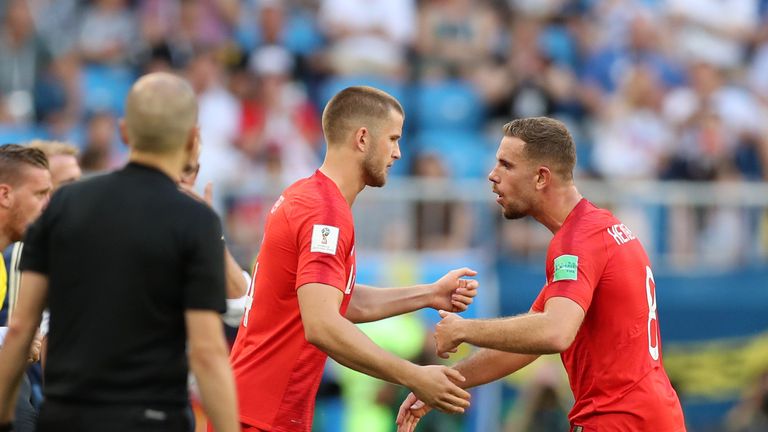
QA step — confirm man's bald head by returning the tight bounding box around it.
[124,73,198,154]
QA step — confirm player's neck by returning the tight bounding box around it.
[129,151,184,183]
[318,158,364,207]
[533,185,583,234]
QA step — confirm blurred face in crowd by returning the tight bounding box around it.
[259,74,287,107]
[187,53,219,93]
[413,153,447,178]
[3,166,52,242]
[361,108,403,187]
[5,0,33,38]
[96,0,127,12]
[87,113,116,150]
[621,67,663,110]
[488,136,538,220]
[628,14,657,52]
[691,63,722,96]
[259,4,284,43]
[49,154,82,190]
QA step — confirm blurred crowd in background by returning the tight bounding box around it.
[3,1,768,431]
[2,0,768,267]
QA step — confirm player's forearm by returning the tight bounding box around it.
[453,349,539,389]
[306,314,420,387]
[459,313,568,355]
[189,342,240,432]
[345,284,433,323]
[0,317,41,421]
[224,248,247,299]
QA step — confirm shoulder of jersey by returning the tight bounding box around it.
[292,176,344,203]
[562,207,618,243]
[579,206,617,226]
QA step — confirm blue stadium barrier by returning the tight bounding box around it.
[315,76,408,114]
[413,80,483,131]
[80,65,135,116]
[0,125,47,144]
[414,129,496,179]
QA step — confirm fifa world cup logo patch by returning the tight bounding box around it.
[311,224,340,255]
[321,227,331,245]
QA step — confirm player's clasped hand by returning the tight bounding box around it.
[27,333,42,364]
[396,392,430,432]
[434,310,465,359]
[409,365,470,415]
[430,267,479,313]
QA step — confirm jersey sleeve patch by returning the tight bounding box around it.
[553,254,579,282]
[310,224,340,255]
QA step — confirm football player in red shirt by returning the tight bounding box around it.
[225,87,478,432]
[397,117,686,432]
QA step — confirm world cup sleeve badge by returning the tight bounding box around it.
[311,224,339,255]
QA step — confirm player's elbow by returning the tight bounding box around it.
[542,319,579,353]
[189,338,229,370]
[342,303,367,324]
[535,318,575,353]
[303,319,336,350]
[539,305,581,353]
[7,315,41,340]
[545,331,576,353]
[226,277,247,299]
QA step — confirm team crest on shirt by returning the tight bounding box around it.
[311,224,339,254]
[553,254,578,281]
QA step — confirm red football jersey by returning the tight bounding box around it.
[531,199,685,431]
[229,171,356,431]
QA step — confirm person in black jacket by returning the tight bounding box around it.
[0,72,239,432]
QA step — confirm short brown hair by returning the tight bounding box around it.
[503,117,576,180]
[0,144,49,186]
[321,86,404,145]
[27,140,79,158]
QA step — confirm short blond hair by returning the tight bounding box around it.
[0,144,49,186]
[321,86,403,146]
[26,140,79,158]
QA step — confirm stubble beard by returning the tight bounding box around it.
[362,149,387,188]
[7,206,26,243]
[502,201,528,220]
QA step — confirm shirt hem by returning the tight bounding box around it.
[239,414,272,430]
[295,276,346,293]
